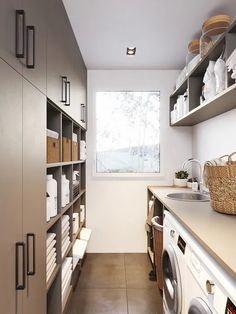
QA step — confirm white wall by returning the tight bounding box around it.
[193,109,236,162]
[86,70,192,252]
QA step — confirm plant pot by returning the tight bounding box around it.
[174,178,188,187]
[187,182,192,189]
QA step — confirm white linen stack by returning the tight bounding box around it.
[46,233,57,283]
[80,140,87,160]
[61,257,73,309]
[226,48,236,80]
[73,213,79,235]
[61,215,71,258]
[72,228,92,269]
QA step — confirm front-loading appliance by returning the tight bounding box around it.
[162,210,188,314]
[185,235,236,314]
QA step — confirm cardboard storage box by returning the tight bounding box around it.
[72,142,79,161]
[62,137,71,161]
[47,137,60,163]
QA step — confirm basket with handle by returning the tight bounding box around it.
[204,152,236,215]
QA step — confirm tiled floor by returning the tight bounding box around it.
[66,253,163,314]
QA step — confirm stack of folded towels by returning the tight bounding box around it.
[226,48,236,80]
[46,233,57,283]
[61,257,73,309]
[72,227,92,269]
[61,215,71,258]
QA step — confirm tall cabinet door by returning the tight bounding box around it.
[47,0,67,107]
[22,0,47,94]
[0,0,23,74]
[0,59,23,314]
[22,79,46,314]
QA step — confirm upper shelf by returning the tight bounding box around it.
[173,83,236,126]
[170,19,236,98]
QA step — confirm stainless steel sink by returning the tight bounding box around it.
[166,192,210,202]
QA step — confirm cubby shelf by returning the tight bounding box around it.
[170,19,236,126]
[47,160,86,168]
[46,99,87,312]
[47,264,61,292]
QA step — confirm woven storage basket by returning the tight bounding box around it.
[204,153,236,215]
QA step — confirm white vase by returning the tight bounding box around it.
[174,178,188,187]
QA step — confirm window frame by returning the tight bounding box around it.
[92,90,164,179]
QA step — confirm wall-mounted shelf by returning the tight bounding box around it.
[170,19,236,126]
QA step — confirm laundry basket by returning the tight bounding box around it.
[204,152,236,215]
[151,216,163,290]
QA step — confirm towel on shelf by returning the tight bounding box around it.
[46,233,56,247]
[46,239,56,256]
[47,129,59,140]
[80,228,92,242]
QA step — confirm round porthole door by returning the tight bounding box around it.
[188,298,213,314]
[162,244,182,314]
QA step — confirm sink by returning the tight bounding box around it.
[166,192,210,202]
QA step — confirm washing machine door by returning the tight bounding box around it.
[162,244,182,314]
[188,298,213,314]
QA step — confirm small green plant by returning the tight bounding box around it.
[187,177,198,183]
[175,170,189,179]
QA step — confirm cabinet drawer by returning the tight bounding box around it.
[47,137,60,163]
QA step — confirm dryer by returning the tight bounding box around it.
[185,235,236,314]
[162,211,188,314]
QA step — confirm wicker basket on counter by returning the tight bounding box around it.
[204,152,236,215]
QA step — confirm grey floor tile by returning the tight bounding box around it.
[66,288,128,314]
[124,253,152,268]
[125,264,157,289]
[78,264,126,289]
[127,288,163,314]
[85,253,125,267]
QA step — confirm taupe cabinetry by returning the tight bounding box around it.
[47,0,87,126]
[0,58,46,314]
[0,0,47,94]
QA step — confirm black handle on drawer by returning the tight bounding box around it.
[26,233,36,276]
[65,81,70,106]
[61,76,67,103]
[16,242,26,290]
[15,10,25,58]
[26,26,35,68]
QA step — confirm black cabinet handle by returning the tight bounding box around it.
[65,81,70,106]
[26,26,35,69]
[61,76,67,103]
[26,233,36,276]
[81,104,86,123]
[16,242,26,290]
[15,10,25,58]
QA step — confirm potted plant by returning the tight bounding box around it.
[187,177,198,188]
[174,170,189,187]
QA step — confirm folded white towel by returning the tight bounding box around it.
[72,133,78,143]
[62,257,73,280]
[46,262,56,282]
[46,233,56,247]
[80,228,92,242]
[47,129,59,140]
[61,221,70,234]
[46,239,56,255]
[46,247,56,263]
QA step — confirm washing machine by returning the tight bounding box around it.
[162,210,188,314]
[185,235,236,314]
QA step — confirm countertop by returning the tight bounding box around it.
[148,186,236,280]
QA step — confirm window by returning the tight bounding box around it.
[95,91,160,174]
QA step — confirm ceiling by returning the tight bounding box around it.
[63,0,236,70]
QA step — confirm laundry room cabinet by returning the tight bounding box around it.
[0,58,46,314]
[0,0,47,94]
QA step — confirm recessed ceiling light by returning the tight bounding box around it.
[127,47,136,56]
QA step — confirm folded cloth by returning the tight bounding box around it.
[62,257,73,281]
[46,233,56,248]
[47,129,59,139]
[46,262,56,282]
[80,228,92,241]
[46,247,56,263]
[61,215,70,227]
[46,239,56,256]
[72,133,78,143]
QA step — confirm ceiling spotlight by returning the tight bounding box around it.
[127,47,136,56]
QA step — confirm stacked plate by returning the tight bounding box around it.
[62,257,73,309]
[61,215,71,258]
[202,15,231,36]
[46,233,57,282]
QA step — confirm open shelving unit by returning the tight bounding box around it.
[46,100,87,314]
[170,20,236,126]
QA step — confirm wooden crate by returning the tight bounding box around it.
[62,137,71,161]
[47,137,60,163]
[72,142,79,161]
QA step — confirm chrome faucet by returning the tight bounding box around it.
[182,158,204,192]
